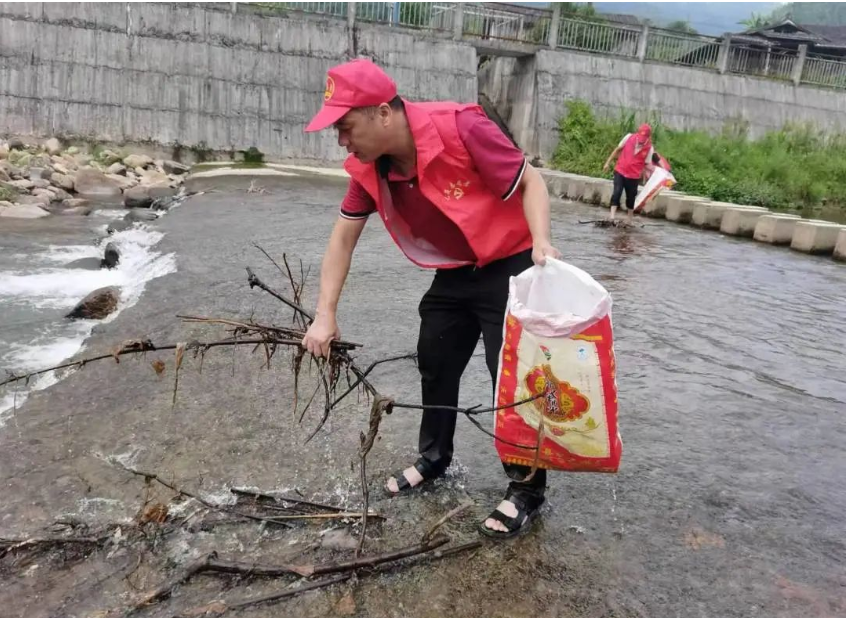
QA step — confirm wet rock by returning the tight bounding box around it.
[106,173,136,190]
[50,187,72,202]
[66,257,103,270]
[124,185,153,209]
[31,178,51,190]
[16,194,51,207]
[43,138,62,155]
[74,168,122,200]
[32,188,56,201]
[66,286,120,320]
[8,138,25,151]
[138,169,170,185]
[51,172,75,191]
[163,160,190,175]
[102,242,120,269]
[97,149,123,166]
[61,198,90,209]
[107,219,132,234]
[107,162,127,176]
[0,203,49,218]
[124,154,153,169]
[151,196,177,211]
[8,178,34,191]
[148,184,176,200]
[124,208,158,223]
[57,206,92,216]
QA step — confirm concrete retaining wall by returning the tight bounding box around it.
[480,49,846,161]
[0,3,477,161]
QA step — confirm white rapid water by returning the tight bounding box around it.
[0,211,178,423]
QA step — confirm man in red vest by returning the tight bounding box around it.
[603,124,654,223]
[302,59,560,538]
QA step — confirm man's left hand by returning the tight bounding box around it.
[532,242,561,266]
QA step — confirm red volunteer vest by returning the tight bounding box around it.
[344,100,532,269]
[615,133,651,180]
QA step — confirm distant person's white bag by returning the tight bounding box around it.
[634,167,675,213]
[494,259,622,473]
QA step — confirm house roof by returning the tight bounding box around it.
[739,19,846,49]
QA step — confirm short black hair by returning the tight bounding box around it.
[651,153,660,164]
[388,95,404,110]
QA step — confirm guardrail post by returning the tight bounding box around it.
[347,2,357,57]
[453,2,464,40]
[792,44,807,85]
[637,24,649,61]
[717,34,732,74]
[548,4,560,49]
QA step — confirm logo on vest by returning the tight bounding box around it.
[443,180,470,200]
[324,76,335,102]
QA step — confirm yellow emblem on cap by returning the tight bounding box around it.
[324,76,335,102]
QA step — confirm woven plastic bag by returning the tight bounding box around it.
[494,258,622,472]
[634,167,675,213]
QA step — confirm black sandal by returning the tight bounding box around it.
[384,458,440,497]
[478,490,545,539]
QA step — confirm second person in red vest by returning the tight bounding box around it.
[603,124,654,223]
[302,59,561,539]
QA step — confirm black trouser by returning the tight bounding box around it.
[611,170,640,211]
[416,249,546,499]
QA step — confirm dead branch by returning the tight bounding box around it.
[246,267,314,322]
[176,574,352,616]
[421,504,471,544]
[127,552,217,613]
[230,488,346,513]
[108,460,294,529]
[0,534,110,559]
[357,396,393,557]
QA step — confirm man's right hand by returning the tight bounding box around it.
[302,313,341,358]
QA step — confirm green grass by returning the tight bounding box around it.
[551,100,846,211]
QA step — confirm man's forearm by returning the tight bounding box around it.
[315,220,364,317]
[520,165,552,246]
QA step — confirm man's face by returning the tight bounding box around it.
[335,107,389,164]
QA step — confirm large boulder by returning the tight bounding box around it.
[31,178,51,190]
[148,183,176,199]
[0,203,50,218]
[74,168,122,201]
[32,188,57,201]
[124,154,154,169]
[102,242,120,269]
[107,162,127,176]
[65,286,120,320]
[8,179,34,191]
[106,173,136,190]
[151,196,177,211]
[107,219,133,234]
[16,194,51,207]
[0,168,10,183]
[66,257,103,270]
[162,160,190,175]
[43,138,63,156]
[138,169,170,185]
[8,138,25,151]
[124,185,153,209]
[51,172,75,191]
[124,208,158,223]
[50,187,72,202]
[0,143,8,159]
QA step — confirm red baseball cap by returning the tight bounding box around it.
[305,59,398,132]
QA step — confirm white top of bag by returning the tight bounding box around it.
[508,258,612,338]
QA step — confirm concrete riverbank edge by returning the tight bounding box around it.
[183,165,846,263]
[538,169,846,262]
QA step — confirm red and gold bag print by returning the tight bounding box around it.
[494,259,622,472]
